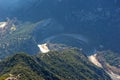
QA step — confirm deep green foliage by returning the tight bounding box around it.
[0,49,111,80]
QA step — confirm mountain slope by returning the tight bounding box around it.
[36,49,111,80]
[0,20,39,59]
[0,18,64,59]
[0,18,90,59]
[97,51,120,68]
[89,51,120,80]
[0,53,59,80]
[0,49,111,80]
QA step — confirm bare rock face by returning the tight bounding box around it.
[89,51,120,80]
[38,43,50,53]
[5,74,21,80]
[88,54,103,68]
[0,18,16,38]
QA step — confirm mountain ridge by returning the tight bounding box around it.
[0,49,111,80]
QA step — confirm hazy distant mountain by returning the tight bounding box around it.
[0,0,119,52]
[0,18,91,59]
